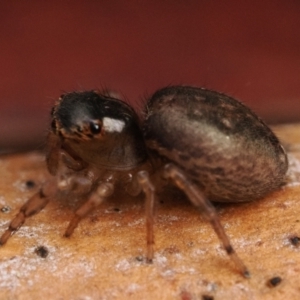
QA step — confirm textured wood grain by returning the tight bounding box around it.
[0,124,300,300]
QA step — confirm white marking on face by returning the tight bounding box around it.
[103,117,125,133]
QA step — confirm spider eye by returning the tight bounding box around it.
[89,122,101,134]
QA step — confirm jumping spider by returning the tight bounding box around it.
[0,86,288,277]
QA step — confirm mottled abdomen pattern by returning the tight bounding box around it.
[143,86,288,202]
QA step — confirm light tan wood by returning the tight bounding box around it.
[0,124,300,300]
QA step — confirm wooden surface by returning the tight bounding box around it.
[0,123,300,300]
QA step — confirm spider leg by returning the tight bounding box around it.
[46,132,62,175]
[0,180,56,246]
[137,171,156,263]
[57,171,94,195]
[164,163,250,278]
[46,131,87,175]
[60,144,88,171]
[64,182,114,237]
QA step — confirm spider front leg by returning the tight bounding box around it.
[0,180,56,245]
[64,182,114,237]
[164,163,250,278]
[46,131,87,175]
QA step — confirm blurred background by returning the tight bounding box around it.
[1,1,300,153]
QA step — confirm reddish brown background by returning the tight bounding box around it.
[1,1,300,152]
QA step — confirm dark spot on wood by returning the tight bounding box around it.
[243,269,251,278]
[202,295,214,300]
[290,236,300,246]
[267,276,282,287]
[1,206,11,213]
[25,180,35,189]
[113,207,120,212]
[35,246,49,258]
[135,256,143,262]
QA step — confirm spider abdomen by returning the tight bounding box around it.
[143,86,288,202]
